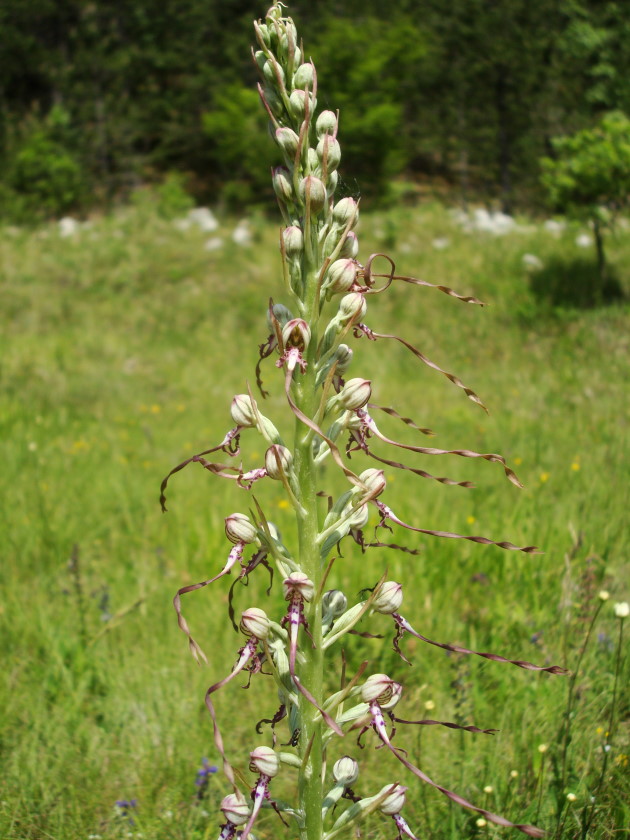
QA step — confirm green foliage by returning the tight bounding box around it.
[1,106,86,222]
[201,85,275,208]
[1,1,630,212]
[541,111,630,221]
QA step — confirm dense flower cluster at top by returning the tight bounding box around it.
[161,5,567,840]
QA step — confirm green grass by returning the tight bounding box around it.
[0,199,628,840]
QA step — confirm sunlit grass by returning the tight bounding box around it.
[0,200,628,839]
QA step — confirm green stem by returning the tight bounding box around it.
[295,259,324,840]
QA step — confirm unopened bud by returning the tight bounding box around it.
[307,147,320,174]
[299,176,327,214]
[332,197,359,227]
[292,63,315,90]
[265,444,293,479]
[289,89,315,120]
[276,127,300,158]
[254,21,271,48]
[339,292,367,322]
[339,231,359,259]
[379,784,407,815]
[282,226,304,259]
[333,756,360,785]
[359,468,386,497]
[225,512,258,545]
[317,135,341,172]
[231,394,258,427]
[283,571,315,602]
[282,318,311,351]
[267,303,293,331]
[263,85,284,118]
[316,110,338,138]
[334,344,353,373]
[361,673,402,708]
[273,166,294,204]
[263,59,285,87]
[249,745,279,777]
[339,378,372,410]
[346,503,369,530]
[326,259,357,295]
[266,520,281,542]
[322,589,348,618]
[221,792,251,826]
[372,581,403,615]
[254,50,266,71]
[240,607,270,640]
[327,170,339,195]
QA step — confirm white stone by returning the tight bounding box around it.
[232,219,252,246]
[543,219,566,235]
[522,253,543,270]
[188,207,218,232]
[58,217,80,237]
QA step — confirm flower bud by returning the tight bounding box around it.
[289,89,316,120]
[372,581,403,615]
[317,135,341,171]
[333,756,360,786]
[240,607,270,640]
[332,197,359,227]
[263,59,285,87]
[316,110,338,138]
[249,745,279,777]
[221,792,251,826]
[275,127,300,158]
[327,170,339,196]
[334,344,353,373]
[614,601,630,618]
[326,259,357,295]
[265,444,293,479]
[231,394,258,427]
[338,378,372,411]
[263,85,284,118]
[339,292,367,322]
[267,303,293,331]
[298,176,327,214]
[282,226,304,259]
[225,512,258,545]
[253,50,266,71]
[359,468,386,497]
[254,21,271,48]
[346,503,369,530]
[379,784,407,815]
[322,589,348,618]
[292,62,315,90]
[266,520,281,542]
[282,318,311,351]
[339,231,359,259]
[283,571,315,602]
[307,147,321,175]
[361,673,402,707]
[273,166,294,204]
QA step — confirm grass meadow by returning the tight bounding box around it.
[1,198,629,840]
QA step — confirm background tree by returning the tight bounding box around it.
[541,110,630,284]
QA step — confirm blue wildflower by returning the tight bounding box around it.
[114,799,137,825]
[195,758,218,800]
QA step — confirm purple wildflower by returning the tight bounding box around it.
[195,757,218,799]
[114,799,137,824]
